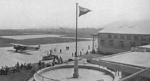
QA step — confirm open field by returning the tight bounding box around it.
[0,28,102,37]
[0,31,94,81]
[0,28,99,47]
[0,36,89,47]
[0,28,100,81]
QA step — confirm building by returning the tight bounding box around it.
[98,26,150,54]
[90,45,150,81]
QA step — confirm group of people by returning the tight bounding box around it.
[38,55,64,70]
[0,62,32,75]
[46,46,70,55]
[40,45,91,70]
[72,50,89,57]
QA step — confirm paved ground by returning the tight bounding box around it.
[0,41,93,67]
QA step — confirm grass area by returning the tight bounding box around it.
[14,37,89,45]
[0,28,103,37]
[0,37,89,47]
[0,28,100,47]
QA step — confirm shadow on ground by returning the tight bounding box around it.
[7,50,32,55]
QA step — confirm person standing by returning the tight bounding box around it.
[38,61,41,69]
[60,56,63,64]
[60,49,62,53]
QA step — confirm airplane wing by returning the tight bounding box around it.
[10,43,27,46]
[11,43,40,50]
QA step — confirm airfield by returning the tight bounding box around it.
[0,34,92,67]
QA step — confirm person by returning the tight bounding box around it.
[16,62,20,71]
[86,51,88,55]
[83,59,87,65]
[52,61,55,66]
[66,46,69,50]
[54,48,56,52]
[60,49,62,53]
[51,62,53,67]
[52,56,56,64]
[27,63,32,70]
[38,61,42,69]
[1,66,4,75]
[60,56,63,64]
[23,63,27,69]
[88,45,90,49]
[47,51,49,56]
[5,66,9,74]
[57,57,60,64]
[20,63,24,69]
[72,53,74,57]
[50,50,52,55]
[75,52,77,57]
[80,51,82,56]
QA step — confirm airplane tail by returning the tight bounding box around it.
[35,45,40,50]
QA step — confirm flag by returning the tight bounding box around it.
[79,6,91,17]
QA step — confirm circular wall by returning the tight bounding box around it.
[33,64,114,81]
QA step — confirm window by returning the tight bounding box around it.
[120,35,124,40]
[134,36,138,41]
[119,41,124,47]
[142,37,146,41]
[142,43,148,45]
[108,34,112,39]
[109,40,114,46]
[127,35,131,40]
[130,42,135,47]
[114,35,118,39]
[100,40,105,45]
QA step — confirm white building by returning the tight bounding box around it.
[98,26,150,54]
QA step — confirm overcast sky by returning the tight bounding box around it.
[0,0,150,29]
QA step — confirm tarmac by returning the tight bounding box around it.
[0,41,92,67]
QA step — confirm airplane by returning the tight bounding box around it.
[11,43,40,53]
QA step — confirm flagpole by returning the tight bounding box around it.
[76,3,78,58]
[73,3,79,78]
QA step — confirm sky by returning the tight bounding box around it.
[0,0,150,29]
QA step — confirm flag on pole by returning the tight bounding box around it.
[79,6,91,17]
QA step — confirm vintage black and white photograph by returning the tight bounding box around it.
[0,0,149,81]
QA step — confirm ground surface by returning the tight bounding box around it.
[0,33,101,81]
[99,52,150,67]
[0,41,92,67]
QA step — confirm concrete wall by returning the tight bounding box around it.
[33,64,115,81]
[90,59,150,78]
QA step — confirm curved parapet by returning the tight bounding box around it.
[33,64,115,81]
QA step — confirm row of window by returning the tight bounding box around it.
[100,40,148,48]
[108,34,148,41]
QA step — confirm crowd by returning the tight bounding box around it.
[0,62,32,75]
[38,55,64,70]
[0,45,91,76]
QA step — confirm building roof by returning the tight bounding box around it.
[99,52,150,68]
[98,26,150,35]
